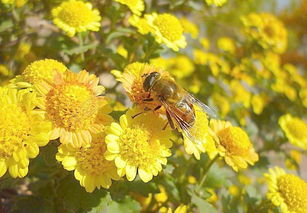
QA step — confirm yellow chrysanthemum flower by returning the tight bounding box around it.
[217,37,236,54]
[145,13,187,51]
[279,114,307,150]
[180,18,199,39]
[241,13,288,53]
[56,133,119,192]
[112,62,169,112]
[200,38,210,49]
[1,0,27,7]
[183,105,216,160]
[0,88,51,178]
[104,108,173,182]
[264,167,307,213]
[36,70,113,148]
[193,50,230,76]
[210,119,258,171]
[114,0,144,16]
[10,59,67,88]
[52,0,101,37]
[205,0,227,7]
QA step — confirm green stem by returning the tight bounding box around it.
[197,155,218,192]
[78,33,85,62]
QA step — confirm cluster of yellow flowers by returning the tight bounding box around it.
[1,0,306,212]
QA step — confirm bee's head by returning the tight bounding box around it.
[143,72,161,92]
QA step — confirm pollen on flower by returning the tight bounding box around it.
[277,174,307,212]
[37,70,112,147]
[153,14,183,42]
[217,127,251,156]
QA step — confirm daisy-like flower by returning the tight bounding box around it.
[145,13,186,51]
[114,0,144,16]
[56,133,119,192]
[264,167,307,213]
[241,13,288,53]
[205,0,227,7]
[0,88,51,178]
[104,107,173,182]
[129,15,153,35]
[36,70,113,148]
[10,59,67,88]
[210,119,258,171]
[112,62,170,112]
[183,105,216,160]
[279,114,307,150]
[52,0,101,37]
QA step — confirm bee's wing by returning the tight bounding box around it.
[186,93,217,118]
[160,99,198,144]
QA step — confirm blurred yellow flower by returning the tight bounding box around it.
[105,108,172,182]
[117,45,128,58]
[36,70,113,148]
[1,0,27,7]
[52,0,101,37]
[0,88,51,178]
[14,42,32,61]
[145,13,187,51]
[115,0,144,16]
[265,167,307,213]
[228,185,240,196]
[229,80,251,108]
[279,114,307,150]
[162,204,188,213]
[154,185,168,203]
[200,38,210,49]
[10,59,67,88]
[285,150,302,170]
[194,50,230,76]
[56,133,119,192]
[151,56,194,79]
[180,18,199,39]
[0,64,12,77]
[210,119,259,171]
[113,62,169,112]
[129,15,153,35]
[211,93,230,118]
[241,13,287,53]
[251,94,266,115]
[205,0,227,7]
[188,175,197,184]
[217,37,236,54]
[183,105,216,160]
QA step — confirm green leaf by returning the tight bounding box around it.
[107,197,141,213]
[63,43,98,55]
[0,19,13,32]
[56,174,109,212]
[192,194,218,213]
[204,165,232,188]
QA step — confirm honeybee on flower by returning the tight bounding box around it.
[113,62,216,159]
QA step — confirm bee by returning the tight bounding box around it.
[142,71,216,143]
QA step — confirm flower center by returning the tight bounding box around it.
[58,1,96,27]
[154,14,183,42]
[119,127,157,168]
[76,138,113,175]
[46,84,99,131]
[277,174,307,212]
[217,126,251,155]
[0,104,31,159]
[285,119,307,140]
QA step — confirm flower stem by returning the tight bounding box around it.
[197,155,218,193]
[78,33,85,62]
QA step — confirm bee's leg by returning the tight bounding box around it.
[142,98,154,102]
[154,105,162,111]
[131,107,150,119]
[164,110,175,130]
